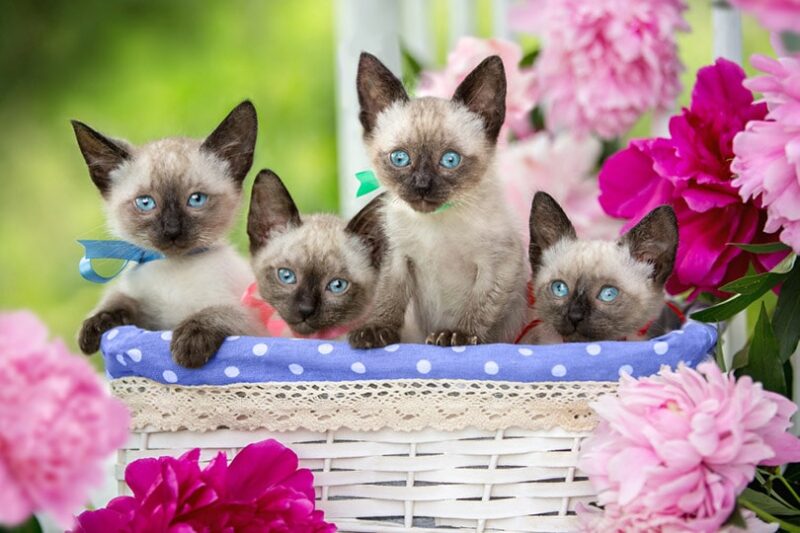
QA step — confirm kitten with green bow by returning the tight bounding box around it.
[72,101,262,368]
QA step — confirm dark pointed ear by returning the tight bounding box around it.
[356,52,409,137]
[346,193,387,269]
[529,192,576,277]
[247,169,301,254]
[452,55,507,142]
[71,120,130,197]
[619,206,679,285]
[202,100,258,186]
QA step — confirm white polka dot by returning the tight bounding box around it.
[106,329,119,340]
[416,359,432,374]
[224,366,240,378]
[351,362,366,374]
[162,370,178,383]
[226,336,240,341]
[674,329,685,335]
[451,346,466,353]
[252,343,268,356]
[551,364,567,377]
[318,343,334,355]
[653,341,669,355]
[619,365,633,376]
[289,364,304,376]
[586,344,602,356]
[384,344,400,352]
[115,354,126,366]
[160,331,172,341]
[484,361,499,375]
[126,348,142,362]
[518,348,533,356]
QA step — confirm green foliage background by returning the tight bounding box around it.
[0,0,772,362]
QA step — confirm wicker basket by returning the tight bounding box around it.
[106,322,717,532]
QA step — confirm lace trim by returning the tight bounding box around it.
[112,378,616,433]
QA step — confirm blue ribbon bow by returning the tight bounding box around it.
[78,240,164,284]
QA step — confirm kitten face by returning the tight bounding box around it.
[72,101,257,255]
[529,192,678,342]
[248,170,385,335]
[357,53,506,213]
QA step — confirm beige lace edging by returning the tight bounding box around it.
[112,377,617,433]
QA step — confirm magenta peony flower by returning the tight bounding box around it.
[0,311,129,528]
[417,36,538,139]
[728,0,800,33]
[73,439,336,533]
[497,131,622,242]
[578,362,800,532]
[733,54,800,253]
[599,58,786,297]
[511,0,688,139]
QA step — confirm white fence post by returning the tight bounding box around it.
[401,0,435,67]
[449,0,478,49]
[492,0,511,40]
[335,0,402,218]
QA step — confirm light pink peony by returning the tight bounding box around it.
[0,311,129,528]
[73,439,336,532]
[578,362,800,532]
[732,54,800,253]
[728,0,800,32]
[417,36,538,139]
[497,131,622,243]
[577,503,778,533]
[511,0,688,139]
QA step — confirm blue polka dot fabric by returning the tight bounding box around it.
[101,321,717,386]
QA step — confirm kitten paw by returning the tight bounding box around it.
[425,330,480,347]
[78,309,133,354]
[171,319,227,369]
[348,325,400,349]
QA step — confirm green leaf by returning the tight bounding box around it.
[736,304,787,397]
[740,488,800,517]
[719,270,789,295]
[773,260,800,363]
[0,516,43,533]
[691,292,765,322]
[730,242,792,254]
[730,343,749,371]
[519,48,539,67]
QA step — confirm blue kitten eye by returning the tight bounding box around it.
[277,268,297,285]
[550,280,569,298]
[389,150,411,167]
[598,286,620,302]
[134,195,156,211]
[327,278,349,294]
[187,192,208,208]
[440,151,461,169]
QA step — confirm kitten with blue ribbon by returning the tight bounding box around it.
[72,101,262,368]
[348,53,528,348]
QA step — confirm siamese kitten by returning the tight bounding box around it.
[348,53,528,348]
[73,101,262,368]
[525,192,679,343]
[246,169,385,338]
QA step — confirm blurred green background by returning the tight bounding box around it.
[0,0,773,358]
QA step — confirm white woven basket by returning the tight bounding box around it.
[112,378,613,533]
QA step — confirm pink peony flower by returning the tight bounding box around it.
[577,503,778,533]
[73,439,336,533]
[417,36,538,139]
[733,54,800,253]
[497,131,622,243]
[599,58,786,297]
[511,0,688,139]
[0,311,129,528]
[728,0,800,32]
[578,362,800,533]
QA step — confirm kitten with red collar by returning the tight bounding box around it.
[522,192,678,344]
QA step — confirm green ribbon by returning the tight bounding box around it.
[355,170,453,213]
